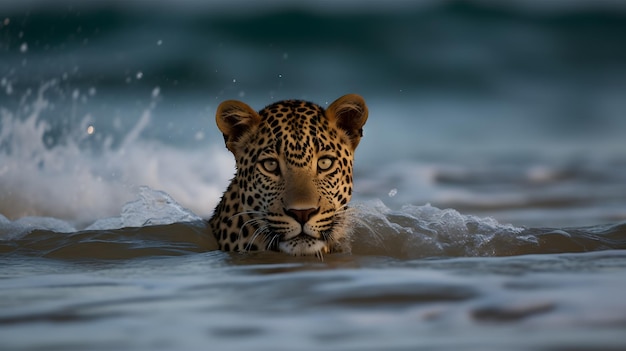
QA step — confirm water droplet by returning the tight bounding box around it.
[282,52,288,60]
[136,71,143,79]
[157,39,162,46]
[88,87,96,96]
[86,125,95,135]
[278,74,282,78]
[3,18,10,26]
[152,86,160,98]
[388,188,398,197]
[72,89,80,100]
[238,91,245,98]
[19,42,28,53]
[232,78,236,83]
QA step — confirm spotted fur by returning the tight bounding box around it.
[208,94,368,256]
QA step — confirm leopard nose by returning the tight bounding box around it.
[285,207,319,225]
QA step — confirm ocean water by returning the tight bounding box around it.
[1,1,626,350]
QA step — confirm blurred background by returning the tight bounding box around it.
[1,0,626,228]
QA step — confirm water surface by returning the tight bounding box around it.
[1,1,626,350]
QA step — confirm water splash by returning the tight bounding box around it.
[349,200,626,259]
[86,186,202,230]
[0,81,233,226]
[351,200,529,259]
[1,189,625,260]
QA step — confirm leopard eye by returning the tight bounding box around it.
[317,157,334,171]
[261,158,279,174]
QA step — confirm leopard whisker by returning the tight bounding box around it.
[333,205,354,218]
[245,225,271,252]
[348,213,384,245]
[266,233,282,251]
[238,218,266,250]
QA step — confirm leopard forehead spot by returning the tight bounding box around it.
[209,95,368,257]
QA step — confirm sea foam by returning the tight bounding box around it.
[0,81,233,227]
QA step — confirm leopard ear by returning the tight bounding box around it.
[216,100,261,153]
[326,94,368,150]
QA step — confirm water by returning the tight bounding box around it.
[2,1,626,350]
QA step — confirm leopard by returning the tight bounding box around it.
[208,94,368,257]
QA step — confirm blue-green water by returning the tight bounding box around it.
[1,1,626,350]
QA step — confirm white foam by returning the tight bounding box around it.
[86,186,202,230]
[350,200,527,258]
[0,82,234,227]
[0,213,76,239]
[0,186,205,240]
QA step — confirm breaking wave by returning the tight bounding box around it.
[2,187,625,260]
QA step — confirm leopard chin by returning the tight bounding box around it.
[278,235,330,257]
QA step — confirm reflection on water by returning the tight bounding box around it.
[2,250,626,350]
